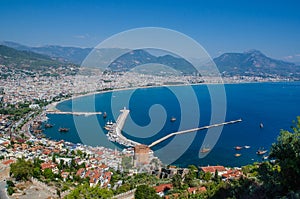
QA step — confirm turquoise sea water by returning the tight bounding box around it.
[44,82,300,167]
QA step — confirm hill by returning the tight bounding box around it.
[0,45,77,75]
[107,49,198,75]
[0,41,92,65]
[2,41,300,78]
[214,50,300,78]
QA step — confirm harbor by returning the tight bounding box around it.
[148,119,243,148]
[106,108,141,147]
[46,110,103,116]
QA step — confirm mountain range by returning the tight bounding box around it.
[1,41,299,78]
[214,50,300,78]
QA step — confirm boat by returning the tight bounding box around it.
[235,146,243,150]
[58,128,69,132]
[260,123,264,128]
[244,145,251,149]
[44,123,53,128]
[200,147,211,153]
[170,117,176,122]
[262,155,269,160]
[103,112,107,119]
[104,121,114,130]
[256,149,268,155]
[235,153,242,157]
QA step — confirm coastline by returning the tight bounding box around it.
[49,80,299,112]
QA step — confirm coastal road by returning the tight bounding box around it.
[0,180,9,199]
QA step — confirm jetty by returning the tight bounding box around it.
[107,108,141,147]
[46,110,103,116]
[148,119,242,148]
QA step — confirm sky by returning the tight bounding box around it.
[0,0,300,62]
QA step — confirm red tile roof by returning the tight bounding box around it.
[154,184,173,193]
[41,162,57,170]
[187,186,207,194]
[2,159,14,165]
[200,166,226,173]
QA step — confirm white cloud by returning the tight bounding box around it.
[283,55,293,59]
[73,34,90,39]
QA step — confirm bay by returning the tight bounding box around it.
[44,82,300,167]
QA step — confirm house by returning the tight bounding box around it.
[1,159,15,166]
[61,172,70,182]
[187,186,207,194]
[41,162,58,173]
[200,166,227,176]
[154,184,173,197]
[222,169,243,180]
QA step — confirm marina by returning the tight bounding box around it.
[106,108,141,147]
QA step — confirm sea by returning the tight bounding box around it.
[43,82,300,167]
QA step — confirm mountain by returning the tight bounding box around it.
[0,41,92,64]
[214,50,300,78]
[0,45,77,74]
[107,49,198,75]
[2,41,300,78]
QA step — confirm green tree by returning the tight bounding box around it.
[65,183,113,199]
[43,168,54,179]
[10,158,33,181]
[7,186,14,195]
[135,185,160,199]
[33,167,41,178]
[269,117,300,192]
[172,174,182,189]
[184,171,194,187]
[203,172,212,182]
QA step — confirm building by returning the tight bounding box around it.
[134,144,150,167]
[200,165,227,176]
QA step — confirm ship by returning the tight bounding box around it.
[235,153,242,157]
[58,127,69,132]
[170,117,176,122]
[256,149,268,155]
[44,123,53,128]
[200,147,211,153]
[103,112,107,119]
[104,121,114,131]
[260,123,264,128]
[244,145,251,149]
[262,155,269,160]
[235,146,243,150]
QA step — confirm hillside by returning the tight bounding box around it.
[0,41,91,64]
[107,49,198,75]
[214,50,300,78]
[2,41,300,78]
[0,45,77,75]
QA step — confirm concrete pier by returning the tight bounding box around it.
[107,108,141,147]
[46,110,103,116]
[148,119,242,148]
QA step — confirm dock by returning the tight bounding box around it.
[148,119,242,148]
[107,108,141,147]
[46,110,103,116]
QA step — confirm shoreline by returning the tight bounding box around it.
[49,80,299,111]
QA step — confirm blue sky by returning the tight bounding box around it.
[0,0,300,61]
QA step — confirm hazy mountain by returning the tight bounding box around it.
[214,50,300,78]
[107,49,198,75]
[0,41,92,64]
[0,45,77,74]
[2,41,300,78]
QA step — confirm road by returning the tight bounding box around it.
[0,180,9,199]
